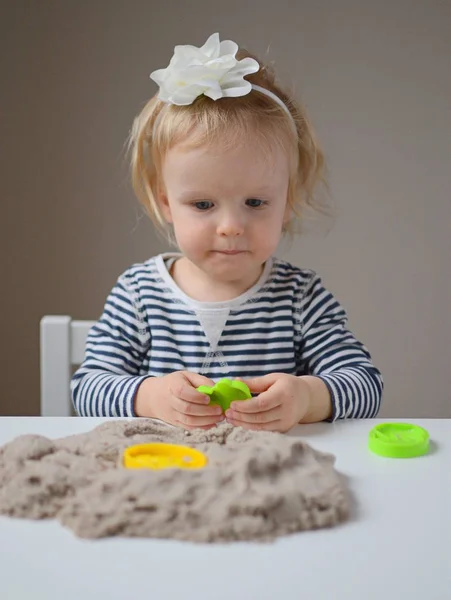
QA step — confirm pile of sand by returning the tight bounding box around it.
[0,420,349,542]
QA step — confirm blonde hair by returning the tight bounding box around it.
[129,48,327,244]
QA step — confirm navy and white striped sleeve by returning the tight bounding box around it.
[298,273,383,420]
[71,274,151,417]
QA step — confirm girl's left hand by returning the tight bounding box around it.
[225,373,311,433]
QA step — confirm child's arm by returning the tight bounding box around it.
[71,274,151,416]
[298,273,384,420]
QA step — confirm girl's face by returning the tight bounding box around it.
[159,134,291,289]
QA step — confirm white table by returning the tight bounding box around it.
[0,418,449,600]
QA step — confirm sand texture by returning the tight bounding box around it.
[0,420,349,542]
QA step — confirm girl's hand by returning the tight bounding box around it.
[225,373,312,433]
[135,371,224,430]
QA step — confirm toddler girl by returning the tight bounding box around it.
[71,33,383,432]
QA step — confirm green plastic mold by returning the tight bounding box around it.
[197,378,252,412]
[368,422,430,458]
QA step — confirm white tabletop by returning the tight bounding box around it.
[0,418,449,600]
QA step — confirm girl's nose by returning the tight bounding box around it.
[216,213,245,237]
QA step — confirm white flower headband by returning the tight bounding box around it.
[150,33,293,121]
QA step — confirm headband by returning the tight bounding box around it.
[149,33,294,122]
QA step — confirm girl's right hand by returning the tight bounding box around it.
[134,371,224,429]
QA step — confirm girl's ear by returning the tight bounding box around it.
[157,190,173,224]
[283,200,292,227]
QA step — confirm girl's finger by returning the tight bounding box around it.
[230,391,281,413]
[175,384,211,405]
[238,373,281,394]
[227,405,281,424]
[173,396,223,417]
[175,412,225,429]
[182,371,216,389]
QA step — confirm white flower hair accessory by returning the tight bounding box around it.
[150,32,260,105]
[149,33,294,125]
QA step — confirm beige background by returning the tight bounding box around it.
[1,1,449,417]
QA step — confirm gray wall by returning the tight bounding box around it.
[1,0,450,417]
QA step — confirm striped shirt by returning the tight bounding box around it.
[71,253,383,420]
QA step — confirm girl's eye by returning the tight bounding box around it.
[193,201,213,211]
[246,198,266,208]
